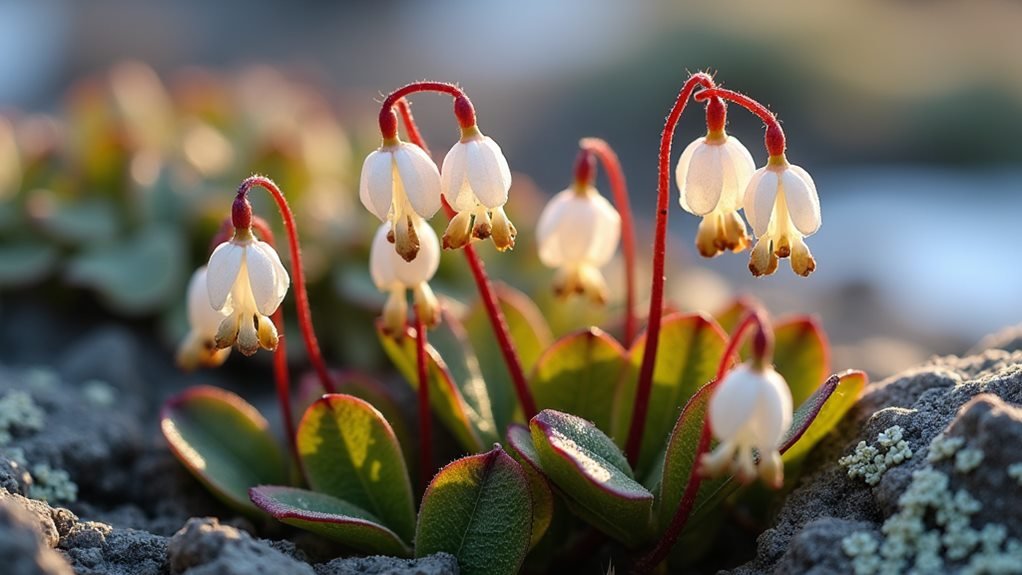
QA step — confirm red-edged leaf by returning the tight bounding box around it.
[160,386,286,515]
[505,424,554,549]
[772,317,831,407]
[250,486,411,556]
[415,445,532,575]
[781,370,867,461]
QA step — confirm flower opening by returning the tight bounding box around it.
[440,126,516,251]
[743,156,821,277]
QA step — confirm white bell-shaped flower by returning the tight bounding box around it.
[360,140,442,262]
[676,134,756,257]
[440,127,516,251]
[743,159,821,277]
[536,185,621,304]
[370,215,441,335]
[206,228,290,356]
[176,266,231,370]
[701,363,793,488]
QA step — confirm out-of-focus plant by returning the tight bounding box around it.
[148,71,859,575]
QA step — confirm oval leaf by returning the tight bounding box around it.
[614,313,728,475]
[781,370,867,462]
[415,445,532,575]
[530,327,627,434]
[297,394,416,543]
[250,486,411,556]
[506,424,554,549]
[160,386,287,515]
[530,410,653,547]
[465,283,553,434]
[772,317,831,407]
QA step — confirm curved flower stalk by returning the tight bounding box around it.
[370,216,441,336]
[176,266,231,370]
[536,150,621,304]
[359,136,442,262]
[675,97,756,257]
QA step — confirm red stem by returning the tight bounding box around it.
[271,309,297,460]
[237,176,336,394]
[624,72,715,465]
[413,308,433,493]
[631,312,767,574]
[392,97,538,420]
[579,137,637,346]
[695,87,787,157]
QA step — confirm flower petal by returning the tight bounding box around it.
[395,217,440,286]
[466,138,509,209]
[781,164,821,236]
[536,190,573,266]
[719,137,756,211]
[709,364,762,441]
[247,241,289,315]
[369,223,398,290]
[359,149,394,221]
[743,168,779,237]
[206,242,244,311]
[585,191,621,266]
[676,138,700,214]
[187,266,227,335]
[749,368,793,449]
[395,143,442,219]
[680,141,724,216]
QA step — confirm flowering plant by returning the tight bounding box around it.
[160,72,865,574]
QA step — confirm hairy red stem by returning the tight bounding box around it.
[624,72,716,465]
[392,96,537,420]
[271,309,296,460]
[413,309,433,492]
[236,176,336,394]
[695,87,787,157]
[579,137,637,345]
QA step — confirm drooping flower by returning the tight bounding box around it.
[743,158,821,277]
[360,139,442,262]
[176,266,231,370]
[701,363,793,488]
[371,215,441,335]
[440,125,515,251]
[206,228,290,356]
[536,184,621,304]
[676,132,756,257]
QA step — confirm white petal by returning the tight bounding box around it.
[394,143,442,218]
[681,141,724,216]
[187,267,228,335]
[359,149,394,221]
[441,142,475,212]
[749,368,793,449]
[206,241,244,310]
[395,217,440,286]
[479,137,512,206]
[369,223,399,290]
[585,192,621,266]
[536,190,574,266]
[781,164,821,236]
[709,364,762,441]
[465,138,509,209]
[719,137,756,211]
[743,168,780,237]
[247,241,289,315]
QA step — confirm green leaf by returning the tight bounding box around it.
[772,317,830,408]
[530,409,653,547]
[250,486,411,556]
[656,379,718,534]
[613,313,728,475]
[297,394,416,543]
[377,320,492,453]
[66,226,186,314]
[781,370,867,462]
[530,327,627,435]
[0,242,59,287]
[465,283,553,434]
[38,199,120,243]
[415,445,532,575]
[160,386,287,515]
[505,424,554,549]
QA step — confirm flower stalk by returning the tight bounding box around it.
[413,308,433,493]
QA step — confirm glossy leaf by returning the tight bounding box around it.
[530,410,653,547]
[613,313,728,474]
[530,327,627,434]
[415,446,532,575]
[506,424,554,549]
[250,486,411,556]
[297,394,416,542]
[770,317,830,407]
[781,370,867,462]
[656,379,718,533]
[465,283,553,434]
[713,297,757,335]
[160,386,287,515]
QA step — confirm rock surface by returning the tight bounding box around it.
[732,347,1022,574]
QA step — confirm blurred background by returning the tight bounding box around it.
[1,0,1021,379]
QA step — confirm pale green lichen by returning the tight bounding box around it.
[82,379,116,406]
[954,448,985,474]
[839,425,914,486]
[23,367,59,390]
[1007,463,1022,486]
[0,390,45,444]
[28,463,77,503]
[927,434,965,463]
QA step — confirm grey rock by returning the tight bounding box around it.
[57,327,150,415]
[732,349,1022,574]
[0,496,73,575]
[167,517,315,575]
[313,553,460,575]
[972,323,1022,354]
[0,454,33,496]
